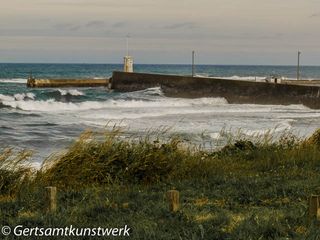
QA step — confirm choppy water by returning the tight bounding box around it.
[1,63,320,165]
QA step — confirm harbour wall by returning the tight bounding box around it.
[27,78,110,88]
[282,80,320,86]
[111,71,320,109]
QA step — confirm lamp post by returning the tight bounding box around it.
[192,50,195,77]
[297,51,301,80]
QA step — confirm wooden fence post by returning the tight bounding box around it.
[45,186,57,213]
[309,195,320,221]
[166,190,180,212]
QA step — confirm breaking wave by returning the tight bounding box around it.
[0,78,27,84]
[200,75,314,82]
[0,91,227,112]
[243,120,293,136]
[57,89,84,96]
[39,89,85,102]
[14,93,35,101]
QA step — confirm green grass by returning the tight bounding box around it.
[1,129,320,239]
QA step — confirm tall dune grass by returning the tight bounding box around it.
[0,148,32,195]
[31,128,320,189]
[1,128,320,239]
[2,128,320,193]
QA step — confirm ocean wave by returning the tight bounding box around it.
[1,93,35,101]
[215,76,317,82]
[121,87,164,100]
[41,89,85,102]
[0,78,27,84]
[0,92,227,112]
[57,89,84,96]
[195,73,210,78]
[243,120,293,136]
[196,75,274,82]
[135,87,164,97]
[14,93,35,101]
[0,94,15,102]
[84,108,228,121]
[218,76,268,82]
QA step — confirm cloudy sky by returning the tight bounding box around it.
[1,0,320,64]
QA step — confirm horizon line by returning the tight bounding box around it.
[0,62,319,67]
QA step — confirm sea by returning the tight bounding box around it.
[1,63,320,165]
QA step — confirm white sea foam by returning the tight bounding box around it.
[14,93,35,101]
[0,78,27,83]
[0,94,15,102]
[84,108,219,121]
[221,76,267,82]
[123,87,165,98]
[2,99,100,112]
[0,92,228,112]
[0,87,227,112]
[217,76,318,82]
[1,90,313,119]
[58,89,84,96]
[196,75,268,82]
[82,120,128,127]
[209,132,221,139]
[195,74,210,78]
[0,93,312,118]
[276,112,320,119]
[243,120,293,136]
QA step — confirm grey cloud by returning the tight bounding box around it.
[112,22,127,28]
[163,22,197,30]
[238,32,284,40]
[86,20,105,28]
[309,13,320,18]
[69,25,81,31]
[40,0,155,8]
[54,23,81,31]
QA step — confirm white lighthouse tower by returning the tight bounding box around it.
[123,35,133,72]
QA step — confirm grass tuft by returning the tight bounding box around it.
[0,148,33,196]
[1,128,320,239]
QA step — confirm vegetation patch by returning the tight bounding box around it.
[1,128,320,239]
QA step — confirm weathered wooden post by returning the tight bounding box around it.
[166,190,180,212]
[45,186,57,213]
[309,195,320,221]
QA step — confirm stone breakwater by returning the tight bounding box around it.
[27,78,110,88]
[111,71,320,109]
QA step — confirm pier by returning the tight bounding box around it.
[26,71,320,109]
[110,71,320,109]
[27,78,110,88]
[281,79,320,87]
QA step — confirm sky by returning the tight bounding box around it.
[1,0,320,64]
